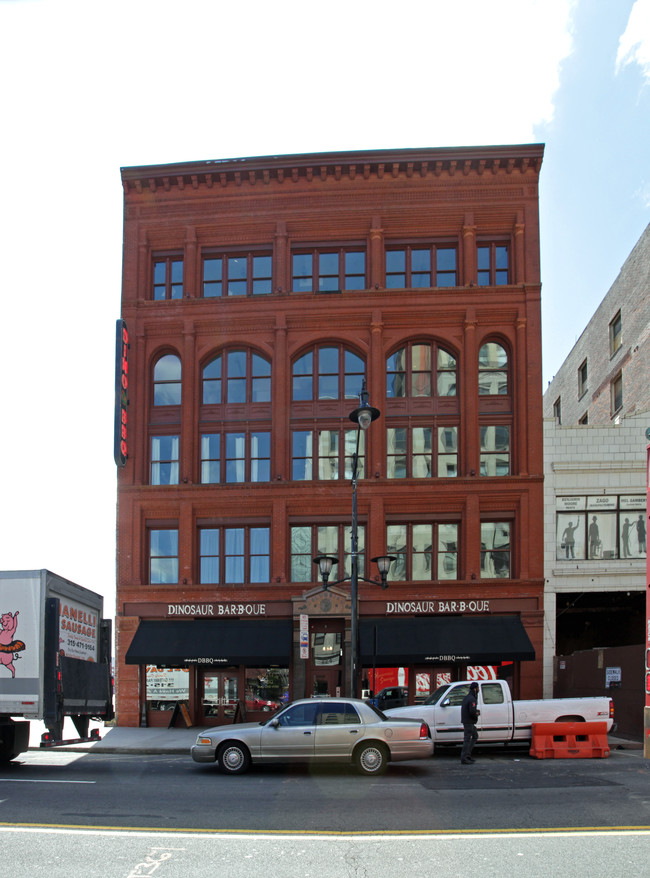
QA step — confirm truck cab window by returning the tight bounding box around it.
[481,683,505,704]
[445,685,470,706]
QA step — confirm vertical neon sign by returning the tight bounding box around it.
[114,319,129,467]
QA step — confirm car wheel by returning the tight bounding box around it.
[355,742,388,776]
[217,741,251,775]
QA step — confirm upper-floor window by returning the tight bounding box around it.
[387,522,459,581]
[555,495,646,561]
[385,245,457,289]
[292,346,364,401]
[609,311,622,356]
[153,257,183,300]
[578,359,588,398]
[292,429,364,480]
[203,253,272,297]
[611,372,623,415]
[386,343,457,398]
[290,523,365,583]
[151,435,179,485]
[199,526,270,584]
[153,354,182,406]
[477,244,509,286]
[478,343,508,395]
[480,521,510,578]
[149,528,178,584]
[386,425,458,478]
[480,425,510,476]
[553,397,562,424]
[202,350,271,405]
[292,248,366,293]
[200,431,270,483]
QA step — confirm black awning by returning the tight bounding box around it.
[359,616,535,665]
[125,619,292,667]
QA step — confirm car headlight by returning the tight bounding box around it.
[196,736,212,745]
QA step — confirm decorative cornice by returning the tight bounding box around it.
[121,144,544,196]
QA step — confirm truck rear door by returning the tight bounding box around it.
[477,682,513,741]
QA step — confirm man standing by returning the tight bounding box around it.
[561,521,578,559]
[460,681,480,765]
[637,514,646,554]
[589,515,600,559]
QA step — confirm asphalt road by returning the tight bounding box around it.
[2,744,648,834]
[1,825,649,878]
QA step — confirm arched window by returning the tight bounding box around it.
[478,343,508,395]
[385,342,458,479]
[386,342,456,398]
[153,354,181,406]
[292,345,365,401]
[202,350,271,405]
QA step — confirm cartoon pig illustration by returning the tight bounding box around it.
[0,611,26,678]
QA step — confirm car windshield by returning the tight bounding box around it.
[422,684,451,705]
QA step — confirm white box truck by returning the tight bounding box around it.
[0,570,113,762]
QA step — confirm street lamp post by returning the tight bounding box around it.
[313,380,395,698]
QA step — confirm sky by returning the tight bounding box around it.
[0,0,649,614]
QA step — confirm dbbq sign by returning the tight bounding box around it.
[114,319,129,467]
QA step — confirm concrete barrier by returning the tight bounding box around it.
[529,721,610,759]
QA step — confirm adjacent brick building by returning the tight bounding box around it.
[116,145,546,728]
[544,223,650,426]
[542,224,649,732]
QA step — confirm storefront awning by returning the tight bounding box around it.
[125,619,293,667]
[359,616,535,665]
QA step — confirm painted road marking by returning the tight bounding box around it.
[0,824,648,838]
[0,779,95,784]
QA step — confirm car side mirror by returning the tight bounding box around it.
[441,698,450,708]
[270,718,280,728]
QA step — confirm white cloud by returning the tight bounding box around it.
[635,180,650,208]
[616,0,650,79]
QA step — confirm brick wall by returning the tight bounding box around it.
[543,223,650,425]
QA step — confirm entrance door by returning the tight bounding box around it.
[199,670,239,725]
[312,667,340,697]
[309,619,344,697]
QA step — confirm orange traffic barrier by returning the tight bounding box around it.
[529,721,610,759]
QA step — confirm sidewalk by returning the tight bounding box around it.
[27,721,198,755]
[83,724,199,755]
[27,722,645,757]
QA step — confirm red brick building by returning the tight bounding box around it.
[116,145,545,727]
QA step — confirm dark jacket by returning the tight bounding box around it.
[461,690,479,725]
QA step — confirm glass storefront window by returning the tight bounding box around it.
[245,668,289,712]
[145,665,189,711]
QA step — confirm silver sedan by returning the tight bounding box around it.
[191,697,433,776]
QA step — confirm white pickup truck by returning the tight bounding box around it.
[384,680,614,747]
